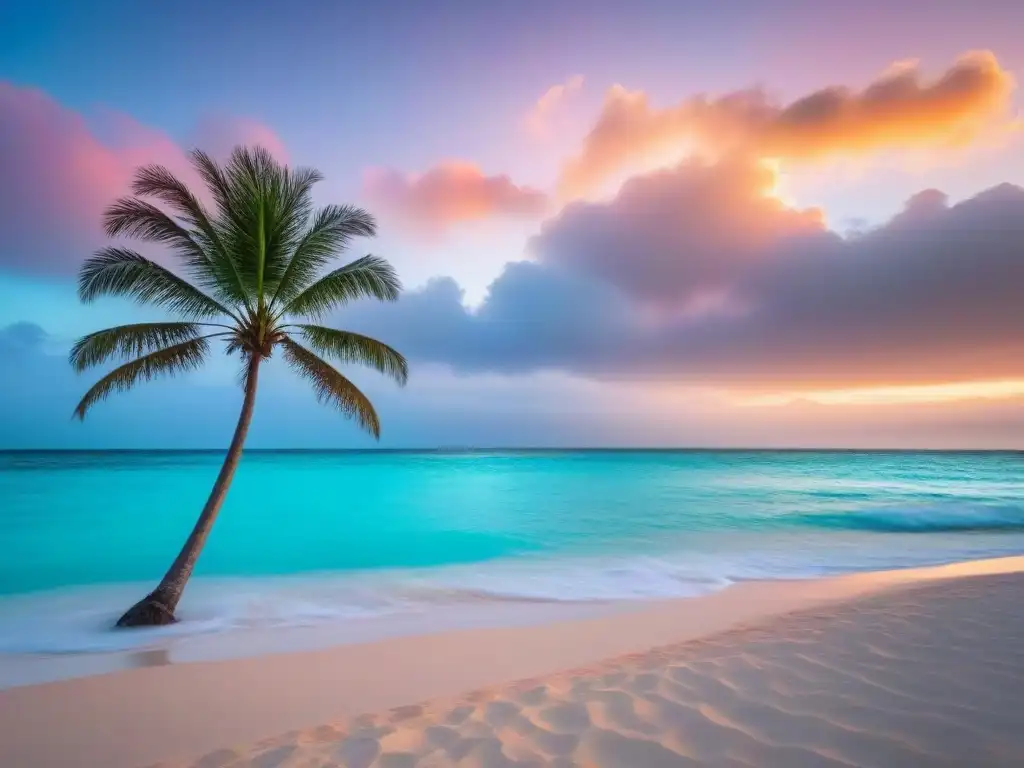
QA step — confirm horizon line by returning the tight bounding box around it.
[2,447,1023,454]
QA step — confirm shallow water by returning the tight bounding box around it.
[1,449,1022,661]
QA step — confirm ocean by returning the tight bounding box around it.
[1,449,1023,667]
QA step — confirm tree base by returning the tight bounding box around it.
[115,594,177,628]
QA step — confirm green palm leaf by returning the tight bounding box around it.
[132,163,215,224]
[189,149,238,223]
[69,322,206,372]
[132,161,251,306]
[294,324,408,386]
[72,336,212,420]
[284,255,400,319]
[78,247,235,319]
[261,166,323,289]
[102,197,233,296]
[270,205,376,308]
[104,197,207,260]
[280,337,380,438]
[219,146,276,296]
[219,148,324,300]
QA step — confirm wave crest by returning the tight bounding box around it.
[803,503,1024,532]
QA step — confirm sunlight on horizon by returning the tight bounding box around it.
[736,379,1024,407]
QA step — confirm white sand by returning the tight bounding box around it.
[2,556,1023,768]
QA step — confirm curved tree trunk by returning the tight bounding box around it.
[116,355,262,628]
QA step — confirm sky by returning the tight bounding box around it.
[3,0,1024,449]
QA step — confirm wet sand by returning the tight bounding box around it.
[2,557,1023,768]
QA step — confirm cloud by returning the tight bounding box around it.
[0,82,287,275]
[6,319,1024,449]
[363,162,548,235]
[561,51,1015,197]
[0,322,48,354]
[534,158,825,304]
[524,74,584,137]
[190,115,289,164]
[344,157,1024,389]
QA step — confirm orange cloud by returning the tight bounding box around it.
[561,51,1015,197]
[364,162,548,234]
[524,75,585,137]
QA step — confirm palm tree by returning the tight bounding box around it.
[70,146,408,628]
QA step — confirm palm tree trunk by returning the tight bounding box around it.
[116,355,262,628]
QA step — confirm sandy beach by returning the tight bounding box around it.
[2,557,1023,768]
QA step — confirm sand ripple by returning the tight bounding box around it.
[156,573,1024,767]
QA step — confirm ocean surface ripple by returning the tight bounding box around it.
[1,449,1022,655]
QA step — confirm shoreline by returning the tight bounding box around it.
[2,555,1022,767]
[5,532,1022,686]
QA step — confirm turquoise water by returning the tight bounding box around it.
[1,449,1023,654]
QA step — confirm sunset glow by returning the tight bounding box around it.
[738,380,1024,408]
[3,2,1024,448]
[7,10,1024,768]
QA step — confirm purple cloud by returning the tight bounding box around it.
[344,159,1024,387]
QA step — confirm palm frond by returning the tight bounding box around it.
[189,149,238,224]
[208,147,324,301]
[220,146,276,297]
[280,337,380,438]
[78,247,233,318]
[132,163,211,222]
[283,255,401,320]
[270,205,377,308]
[70,322,205,372]
[72,337,211,420]
[261,166,323,289]
[294,324,407,386]
[132,161,251,306]
[103,198,226,291]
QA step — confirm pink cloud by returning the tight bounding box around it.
[191,115,289,163]
[524,75,585,137]
[363,162,548,235]
[0,82,287,274]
